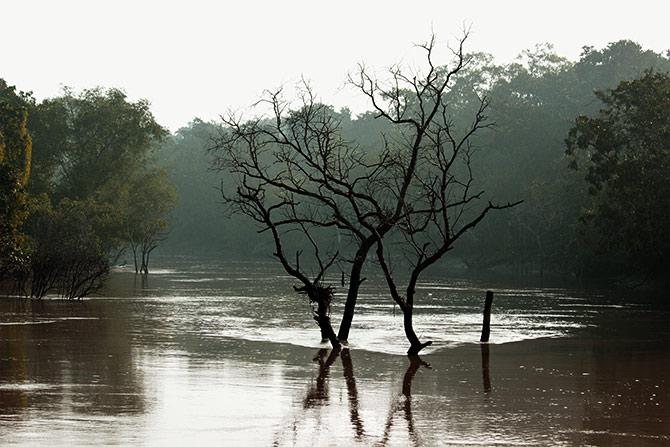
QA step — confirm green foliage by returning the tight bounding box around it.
[25,86,172,272]
[26,199,109,299]
[1,81,176,297]
[0,80,32,280]
[566,72,670,280]
[29,87,166,200]
[456,41,670,276]
[124,168,176,240]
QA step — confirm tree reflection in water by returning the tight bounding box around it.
[303,348,339,408]
[273,349,432,446]
[341,349,365,440]
[377,355,430,447]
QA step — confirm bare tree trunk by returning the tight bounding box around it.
[314,297,340,349]
[140,249,147,274]
[131,244,139,274]
[404,310,432,355]
[337,240,373,342]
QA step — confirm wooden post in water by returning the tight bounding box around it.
[480,290,494,343]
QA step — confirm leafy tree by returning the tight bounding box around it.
[26,87,171,266]
[1,83,174,298]
[0,80,32,281]
[566,71,670,281]
[26,199,109,299]
[24,96,69,196]
[30,87,166,201]
[456,41,670,276]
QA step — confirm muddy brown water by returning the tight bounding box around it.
[1,260,668,446]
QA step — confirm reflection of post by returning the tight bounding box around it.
[481,343,491,393]
[480,290,494,342]
[341,350,365,439]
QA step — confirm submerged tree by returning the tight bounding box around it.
[214,87,348,344]
[374,93,520,354]
[213,32,502,348]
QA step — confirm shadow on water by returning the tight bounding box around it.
[131,272,154,297]
[3,263,670,445]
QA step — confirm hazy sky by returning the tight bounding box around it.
[2,0,668,130]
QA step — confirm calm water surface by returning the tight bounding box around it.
[1,259,668,446]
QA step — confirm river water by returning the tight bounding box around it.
[1,259,668,446]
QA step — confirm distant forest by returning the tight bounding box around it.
[160,41,670,283]
[2,40,669,298]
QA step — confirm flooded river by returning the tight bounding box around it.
[1,259,668,446]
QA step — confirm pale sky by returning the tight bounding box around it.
[2,0,668,130]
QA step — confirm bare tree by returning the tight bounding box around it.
[213,32,483,347]
[374,92,521,354]
[213,87,367,347]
